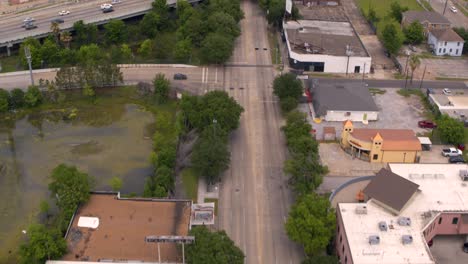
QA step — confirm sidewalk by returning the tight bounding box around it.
[196,177,218,204]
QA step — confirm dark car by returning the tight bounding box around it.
[173,73,187,80]
[418,120,437,128]
[25,23,37,30]
[51,18,64,24]
[449,155,465,164]
[464,235,468,253]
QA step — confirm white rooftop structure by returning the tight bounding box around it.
[338,163,468,264]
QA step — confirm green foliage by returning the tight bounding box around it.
[109,176,123,191]
[382,22,404,55]
[19,38,42,69]
[200,33,234,64]
[39,200,50,214]
[140,12,161,38]
[138,39,154,58]
[453,27,468,54]
[206,12,240,38]
[206,0,244,23]
[48,164,93,218]
[40,38,60,66]
[191,125,230,184]
[390,1,409,23]
[153,73,171,103]
[280,96,298,113]
[177,10,206,47]
[367,6,379,23]
[24,86,43,107]
[9,88,25,109]
[265,0,285,26]
[282,111,312,140]
[187,226,244,264]
[104,20,128,44]
[285,193,336,256]
[18,224,67,264]
[403,21,424,45]
[0,88,9,112]
[437,115,465,144]
[152,0,170,29]
[174,38,192,61]
[120,44,133,61]
[302,255,339,264]
[273,73,303,100]
[77,44,103,65]
[73,20,97,46]
[82,83,95,98]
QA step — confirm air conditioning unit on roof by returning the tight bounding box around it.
[369,235,380,245]
[355,205,367,214]
[460,170,468,181]
[398,217,411,226]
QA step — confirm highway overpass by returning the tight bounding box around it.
[0,0,202,52]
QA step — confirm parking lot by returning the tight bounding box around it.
[430,235,468,264]
[399,56,468,80]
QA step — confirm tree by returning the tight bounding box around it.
[140,12,161,38]
[109,176,123,191]
[18,224,67,264]
[191,125,230,184]
[152,0,169,30]
[280,96,298,113]
[176,0,193,24]
[77,44,103,65]
[9,88,25,109]
[153,73,171,103]
[284,153,324,194]
[120,43,133,61]
[408,54,420,84]
[285,193,336,256]
[382,22,404,55]
[50,22,61,45]
[24,86,43,107]
[138,39,154,58]
[187,226,244,264]
[287,135,318,156]
[273,73,303,100]
[59,31,73,49]
[39,200,50,215]
[453,27,468,54]
[207,0,244,23]
[82,83,95,99]
[104,19,128,44]
[48,164,94,217]
[177,11,206,47]
[390,1,408,23]
[302,255,339,264]
[200,33,234,64]
[404,21,424,45]
[0,88,9,112]
[73,20,97,46]
[40,39,60,66]
[282,111,312,140]
[437,114,465,144]
[266,0,285,27]
[366,6,379,24]
[206,12,240,38]
[19,38,42,69]
[174,38,192,62]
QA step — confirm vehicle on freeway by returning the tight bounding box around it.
[102,6,114,13]
[112,0,122,3]
[450,6,458,13]
[101,3,113,9]
[25,23,37,30]
[23,17,35,22]
[442,148,463,157]
[58,10,70,16]
[449,155,465,164]
[418,120,437,129]
[443,88,452,95]
[173,73,187,80]
[51,18,64,24]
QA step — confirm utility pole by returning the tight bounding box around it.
[345,44,352,76]
[404,67,409,89]
[443,0,449,15]
[419,65,427,89]
[362,62,366,82]
[24,46,34,86]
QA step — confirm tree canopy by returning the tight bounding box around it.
[285,193,336,256]
[187,226,244,264]
[302,255,339,264]
[104,20,128,44]
[200,33,235,64]
[24,86,43,107]
[404,21,424,45]
[153,73,171,103]
[273,73,303,100]
[437,114,465,144]
[390,1,409,23]
[19,224,67,264]
[381,22,404,55]
[0,88,9,112]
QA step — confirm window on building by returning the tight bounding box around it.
[340,235,343,243]
[345,256,348,264]
[345,112,351,116]
[445,41,447,46]
[342,245,345,253]
[373,154,379,160]
[452,217,458,225]
[443,48,446,53]
[458,42,460,46]
[456,49,459,55]
[439,48,442,53]
[438,217,442,224]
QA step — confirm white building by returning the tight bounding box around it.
[283,20,372,73]
[428,28,465,56]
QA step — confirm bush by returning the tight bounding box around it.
[24,86,43,107]
[280,96,298,113]
[9,88,25,109]
[0,88,9,112]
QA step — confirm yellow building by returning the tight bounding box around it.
[341,120,422,163]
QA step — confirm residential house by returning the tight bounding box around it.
[402,11,450,34]
[428,28,465,56]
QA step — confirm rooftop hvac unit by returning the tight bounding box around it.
[378,221,388,231]
[460,170,468,181]
[369,235,380,245]
[398,217,411,226]
[356,205,367,215]
[402,235,413,245]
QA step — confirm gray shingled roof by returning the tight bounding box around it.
[363,168,420,213]
[310,81,378,116]
[430,28,465,42]
[403,11,450,25]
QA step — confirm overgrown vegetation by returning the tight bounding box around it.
[273,73,304,113]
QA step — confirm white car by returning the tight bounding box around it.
[450,6,458,13]
[100,3,112,10]
[58,10,70,16]
[23,17,35,22]
[442,148,462,157]
[443,88,452,95]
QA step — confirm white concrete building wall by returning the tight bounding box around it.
[289,50,372,73]
[428,33,464,56]
[324,110,378,122]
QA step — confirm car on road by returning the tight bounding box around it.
[25,23,37,30]
[102,6,114,13]
[449,155,465,164]
[101,3,113,9]
[450,6,458,13]
[23,17,35,22]
[443,88,452,95]
[58,10,70,16]
[418,120,437,128]
[173,73,187,80]
[442,147,463,157]
[111,0,121,3]
[51,18,64,24]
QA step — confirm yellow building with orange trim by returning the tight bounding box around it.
[340,120,422,163]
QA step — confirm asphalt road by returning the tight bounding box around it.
[0,0,153,46]
[314,77,467,89]
[216,1,303,263]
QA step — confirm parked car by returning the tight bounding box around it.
[173,73,187,80]
[418,120,437,128]
[102,6,114,13]
[51,18,64,24]
[100,3,112,9]
[443,88,452,95]
[58,10,70,16]
[450,6,458,13]
[442,148,463,157]
[449,155,465,164]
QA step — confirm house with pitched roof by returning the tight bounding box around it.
[340,120,422,163]
[428,28,465,56]
[402,11,451,34]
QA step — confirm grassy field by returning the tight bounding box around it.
[181,168,198,202]
[0,55,21,73]
[358,0,423,19]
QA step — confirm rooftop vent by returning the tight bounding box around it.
[402,235,413,245]
[460,170,468,181]
[369,235,380,245]
[398,217,411,226]
[355,205,367,215]
[378,221,388,231]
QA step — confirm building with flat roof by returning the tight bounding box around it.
[50,193,192,264]
[429,92,468,121]
[310,81,378,122]
[336,164,468,264]
[340,120,422,163]
[283,3,371,73]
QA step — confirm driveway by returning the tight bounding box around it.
[429,0,468,29]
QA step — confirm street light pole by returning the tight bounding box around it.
[419,65,427,89]
[24,46,34,86]
[443,0,449,15]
